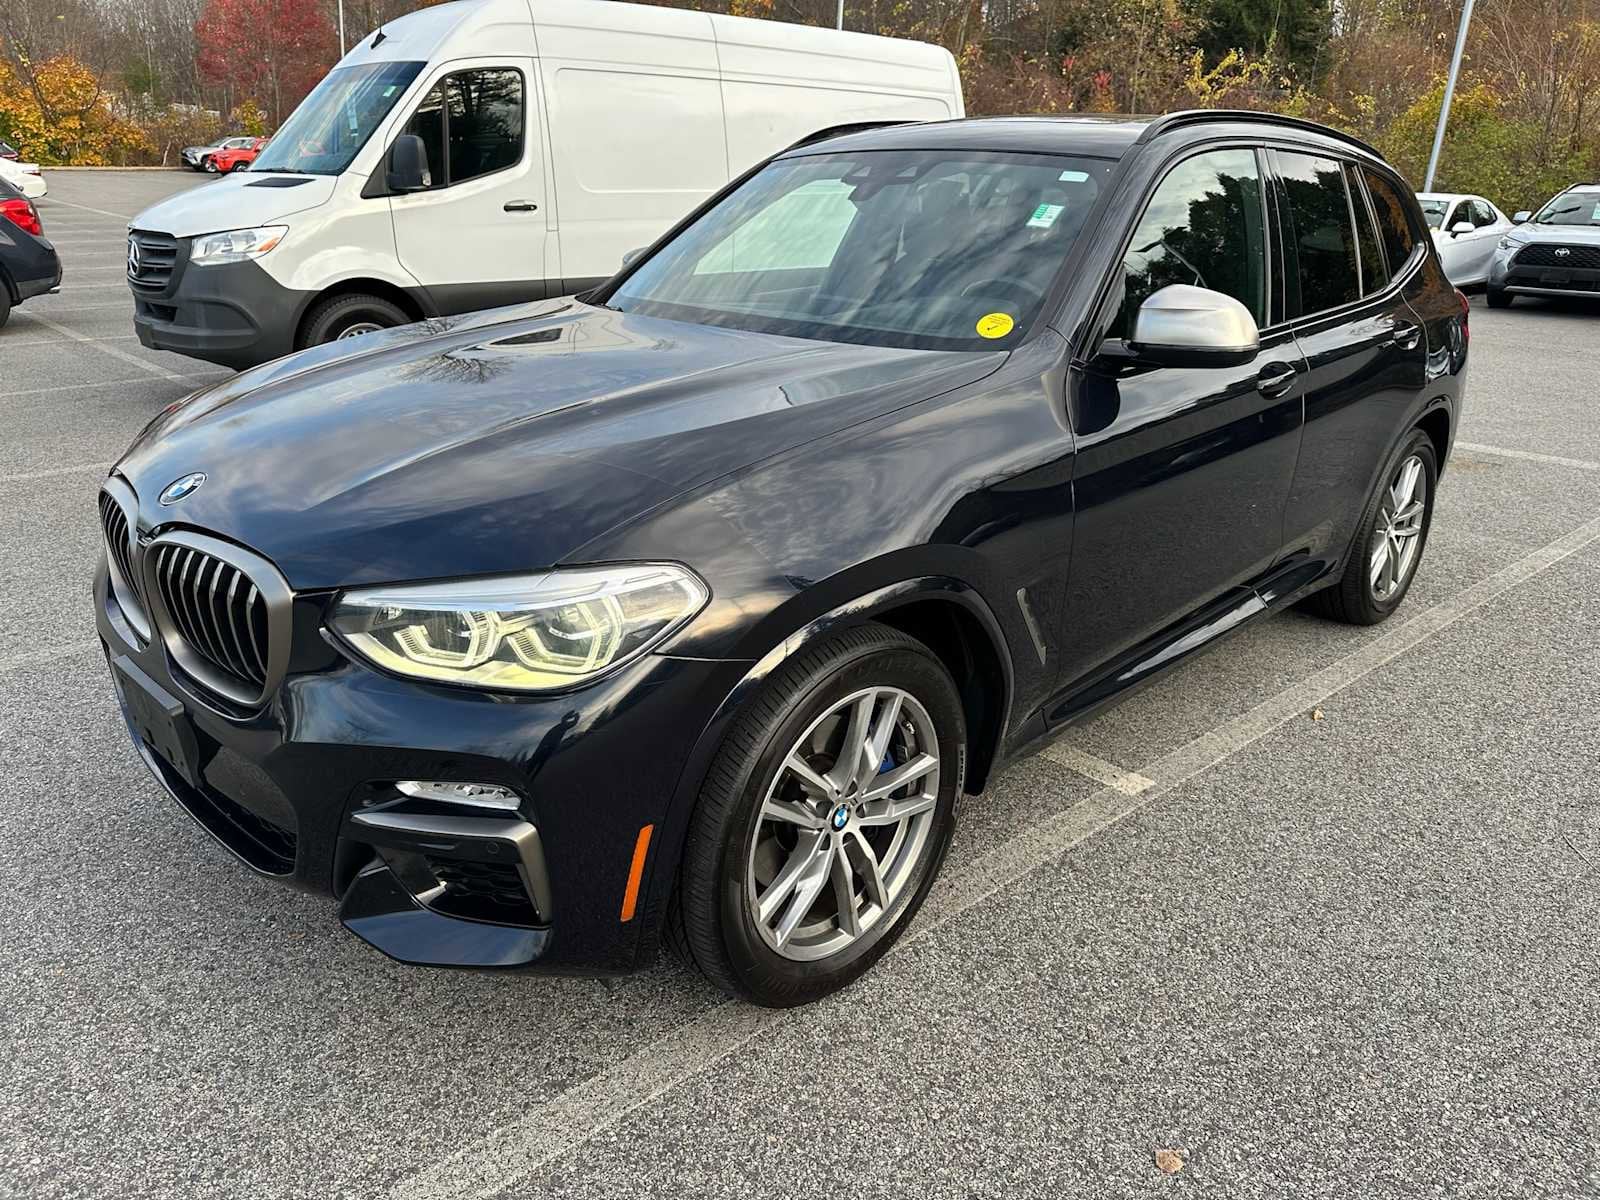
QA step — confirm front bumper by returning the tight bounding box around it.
[95,559,745,974]
[1491,248,1600,299]
[130,242,305,370]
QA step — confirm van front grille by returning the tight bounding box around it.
[127,229,180,293]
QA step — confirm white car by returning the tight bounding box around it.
[1416,191,1511,285]
[0,156,46,199]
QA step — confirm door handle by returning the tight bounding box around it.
[503,200,539,212]
[1391,322,1421,350]
[1256,361,1299,398]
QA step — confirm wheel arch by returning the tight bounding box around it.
[1416,400,1453,477]
[633,577,1015,969]
[293,278,428,350]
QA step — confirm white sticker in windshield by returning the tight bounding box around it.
[1027,203,1065,229]
[1593,200,1600,220]
[1058,170,1089,182]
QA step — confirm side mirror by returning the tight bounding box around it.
[1512,210,1532,224]
[386,134,431,193]
[620,246,648,268]
[1450,220,1475,236]
[1127,284,1260,368]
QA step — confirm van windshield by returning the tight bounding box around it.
[252,61,424,176]
[606,149,1112,351]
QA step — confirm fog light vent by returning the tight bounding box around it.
[395,780,520,811]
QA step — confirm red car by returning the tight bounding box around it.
[204,138,269,173]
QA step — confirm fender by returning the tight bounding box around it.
[627,575,1013,968]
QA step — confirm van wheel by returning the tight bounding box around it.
[668,623,964,1007]
[299,294,409,347]
[1305,429,1437,626]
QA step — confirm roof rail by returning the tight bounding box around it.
[1134,109,1384,160]
[783,120,914,153]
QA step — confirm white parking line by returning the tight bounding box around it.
[1040,743,1154,795]
[0,335,138,349]
[388,507,1600,1200]
[0,461,112,484]
[37,198,133,220]
[21,311,195,383]
[1,374,214,400]
[1455,442,1600,472]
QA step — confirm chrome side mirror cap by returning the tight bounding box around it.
[1128,284,1261,368]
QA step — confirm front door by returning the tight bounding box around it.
[1053,146,1307,699]
[389,59,550,313]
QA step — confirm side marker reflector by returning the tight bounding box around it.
[619,824,654,923]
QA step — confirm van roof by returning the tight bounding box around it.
[786,110,1385,163]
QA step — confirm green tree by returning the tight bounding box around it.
[1198,0,1331,77]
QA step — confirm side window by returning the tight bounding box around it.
[1111,148,1268,340]
[1346,165,1385,295]
[446,69,523,184]
[1276,151,1360,314]
[1363,167,1422,279]
[397,68,523,189]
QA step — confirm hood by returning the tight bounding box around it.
[1502,221,1600,249]
[128,172,336,236]
[115,302,1004,589]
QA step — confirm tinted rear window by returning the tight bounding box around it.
[1276,151,1360,315]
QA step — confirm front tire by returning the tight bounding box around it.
[230,160,249,172]
[203,157,219,174]
[1306,429,1437,625]
[1486,287,1513,309]
[299,293,408,347]
[670,623,965,1007]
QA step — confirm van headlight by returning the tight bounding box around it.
[328,565,709,691]
[189,225,287,266]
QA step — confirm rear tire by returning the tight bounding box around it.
[1486,287,1513,309]
[1304,429,1437,626]
[299,293,409,348]
[669,622,965,1007]
[0,284,11,329]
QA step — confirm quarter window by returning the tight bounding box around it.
[1362,168,1423,282]
[1112,148,1268,339]
[1276,151,1360,315]
[1347,166,1385,295]
[398,68,523,189]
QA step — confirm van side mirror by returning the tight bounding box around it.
[386,134,431,193]
[1513,210,1532,224]
[1449,220,1475,236]
[1127,284,1260,368]
[620,247,648,268]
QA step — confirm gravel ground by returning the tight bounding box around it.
[2,170,1597,1200]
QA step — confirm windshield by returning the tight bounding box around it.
[1531,190,1600,226]
[252,60,424,175]
[1418,198,1449,227]
[607,150,1111,350]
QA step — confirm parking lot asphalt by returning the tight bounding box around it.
[3,170,1598,1200]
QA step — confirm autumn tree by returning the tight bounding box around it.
[195,0,338,127]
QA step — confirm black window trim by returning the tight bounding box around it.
[1079,136,1281,356]
[393,63,528,193]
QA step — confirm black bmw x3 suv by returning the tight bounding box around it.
[95,111,1466,1006]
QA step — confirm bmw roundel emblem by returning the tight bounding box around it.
[159,472,207,505]
[831,804,851,831]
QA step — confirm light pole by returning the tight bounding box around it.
[836,0,844,30]
[338,0,347,54]
[1423,0,1476,191]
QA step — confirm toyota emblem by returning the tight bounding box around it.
[1554,247,1571,257]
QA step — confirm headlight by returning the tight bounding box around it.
[328,564,709,691]
[1497,235,1520,251]
[189,225,287,266]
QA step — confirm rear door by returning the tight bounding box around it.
[389,59,549,312]
[1055,145,1307,694]
[1277,152,1430,572]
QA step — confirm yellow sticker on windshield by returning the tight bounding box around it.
[976,312,1015,339]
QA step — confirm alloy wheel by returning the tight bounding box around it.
[1369,453,1427,600]
[744,686,940,962]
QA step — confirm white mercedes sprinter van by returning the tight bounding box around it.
[125,0,963,369]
